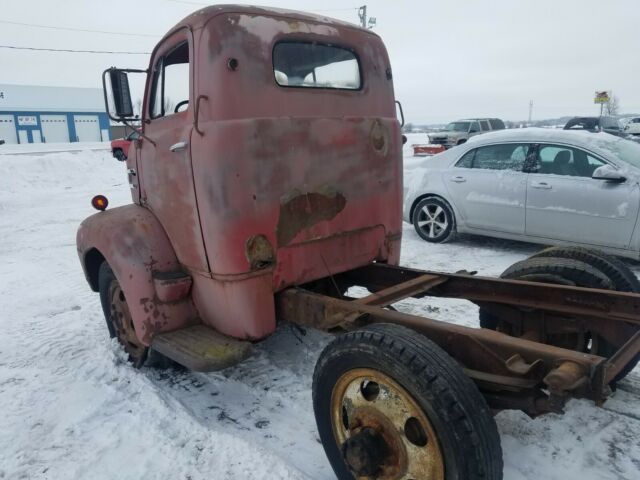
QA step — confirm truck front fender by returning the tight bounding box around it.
[77,204,197,345]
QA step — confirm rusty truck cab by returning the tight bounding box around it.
[78,5,402,344]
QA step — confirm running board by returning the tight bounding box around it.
[151,325,251,371]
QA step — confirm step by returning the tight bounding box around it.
[151,325,251,372]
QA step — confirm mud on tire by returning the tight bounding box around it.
[313,323,503,480]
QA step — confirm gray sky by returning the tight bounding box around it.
[1,0,639,123]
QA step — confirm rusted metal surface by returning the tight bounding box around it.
[604,329,640,383]
[355,274,447,307]
[276,187,347,247]
[244,234,275,270]
[277,287,607,410]
[332,368,445,479]
[82,7,403,341]
[152,270,192,303]
[343,263,640,325]
[109,277,147,365]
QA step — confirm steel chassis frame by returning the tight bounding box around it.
[276,263,640,416]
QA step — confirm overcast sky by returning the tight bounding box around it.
[1,0,639,124]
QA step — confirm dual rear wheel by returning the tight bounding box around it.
[479,246,640,382]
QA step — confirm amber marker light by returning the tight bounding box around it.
[91,195,109,211]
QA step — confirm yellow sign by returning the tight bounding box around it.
[594,91,610,104]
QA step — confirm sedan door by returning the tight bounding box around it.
[445,143,532,234]
[525,144,640,249]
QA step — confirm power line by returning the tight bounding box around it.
[0,19,158,38]
[164,0,359,13]
[0,44,150,55]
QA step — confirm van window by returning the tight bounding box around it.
[273,42,361,90]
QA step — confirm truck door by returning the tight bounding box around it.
[137,31,209,273]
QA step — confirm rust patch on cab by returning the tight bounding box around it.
[245,234,275,270]
[276,186,346,247]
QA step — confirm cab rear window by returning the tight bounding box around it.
[273,42,361,90]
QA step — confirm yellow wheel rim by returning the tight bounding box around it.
[331,368,445,479]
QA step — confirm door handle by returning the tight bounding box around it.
[531,181,551,189]
[450,176,466,183]
[169,141,188,152]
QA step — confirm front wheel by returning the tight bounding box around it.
[113,148,126,161]
[313,324,503,480]
[412,196,456,243]
[98,262,148,367]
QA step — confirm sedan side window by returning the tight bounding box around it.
[455,149,475,168]
[536,144,606,177]
[471,144,530,171]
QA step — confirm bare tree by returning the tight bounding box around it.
[605,95,620,116]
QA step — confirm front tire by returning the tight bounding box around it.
[113,148,126,161]
[98,262,148,367]
[412,196,456,243]
[313,324,503,480]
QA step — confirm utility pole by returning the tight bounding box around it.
[528,100,533,125]
[358,5,367,28]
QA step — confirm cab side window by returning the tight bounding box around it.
[150,41,190,119]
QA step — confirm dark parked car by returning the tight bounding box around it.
[564,116,625,137]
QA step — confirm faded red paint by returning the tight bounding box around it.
[78,6,402,341]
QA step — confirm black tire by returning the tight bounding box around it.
[412,196,456,243]
[313,323,503,480]
[500,257,614,290]
[113,148,126,161]
[98,262,149,368]
[479,256,639,381]
[479,257,612,331]
[529,246,640,292]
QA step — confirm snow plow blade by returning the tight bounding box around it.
[151,325,251,371]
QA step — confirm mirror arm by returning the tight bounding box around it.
[122,118,156,147]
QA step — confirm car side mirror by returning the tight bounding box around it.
[592,164,626,182]
[469,129,478,133]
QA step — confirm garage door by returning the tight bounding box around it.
[73,115,101,142]
[41,115,69,143]
[0,115,17,144]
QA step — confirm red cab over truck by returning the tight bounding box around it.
[78,5,640,479]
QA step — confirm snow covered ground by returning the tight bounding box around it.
[0,143,639,479]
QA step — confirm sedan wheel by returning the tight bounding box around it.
[413,197,455,243]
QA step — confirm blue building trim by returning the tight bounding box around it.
[0,110,110,144]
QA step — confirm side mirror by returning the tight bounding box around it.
[469,129,478,133]
[592,164,626,183]
[102,67,145,122]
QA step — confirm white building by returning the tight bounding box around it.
[0,84,110,144]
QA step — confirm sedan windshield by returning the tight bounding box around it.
[606,138,640,169]
[446,122,470,132]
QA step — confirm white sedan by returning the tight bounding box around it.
[403,128,640,259]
